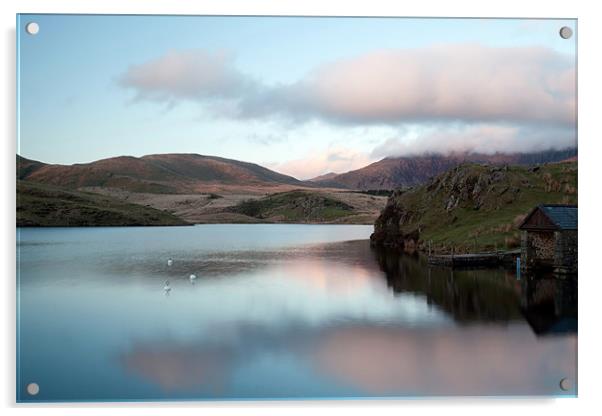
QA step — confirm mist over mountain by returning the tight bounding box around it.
[311,148,577,190]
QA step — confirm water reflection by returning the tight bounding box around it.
[17,226,577,401]
[521,276,578,335]
[373,249,523,322]
[373,248,577,335]
[119,322,576,398]
[121,343,233,394]
[117,244,577,398]
[311,324,575,396]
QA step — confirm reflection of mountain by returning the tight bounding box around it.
[372,247,577,335]
[520,277,577,335]
[372,248,523,322]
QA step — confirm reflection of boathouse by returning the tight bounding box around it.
[518,205,577,275]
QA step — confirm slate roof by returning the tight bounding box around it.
[541,204,578,230]
[520,204,577,230]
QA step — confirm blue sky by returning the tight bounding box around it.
[17,15,576,179]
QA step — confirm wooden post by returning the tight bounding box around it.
[516,257,521,280]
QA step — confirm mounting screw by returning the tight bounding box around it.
[559,377,572,391]
[25,22,39,35]
[559,26,573,39]
[26,382,39,395]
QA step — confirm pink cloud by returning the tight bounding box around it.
[266,147,376,180]
[120,45,575,126]
[282,44,575,125]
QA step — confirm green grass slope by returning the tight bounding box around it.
[228,190,356,223]
[371,161,577,253]
[17,180,189,226]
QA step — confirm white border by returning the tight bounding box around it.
[3,1,601,415]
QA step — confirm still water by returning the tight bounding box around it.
[17,224,577,401]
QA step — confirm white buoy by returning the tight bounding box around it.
[189,274,197,282]
[167,258,173,267]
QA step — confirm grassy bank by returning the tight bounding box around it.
[371,161,577,253]
[17,180,189,226]
[228,190,356,223]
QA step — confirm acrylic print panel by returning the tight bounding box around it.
[16,14,577,402]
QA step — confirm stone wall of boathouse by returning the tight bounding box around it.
[554,230,577,275]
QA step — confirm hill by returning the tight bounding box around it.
[226,190,360,223]
[17,180,189,227]
[314,148,577,190]
[370,160,577,253]
[15,154,388,225]
[17,153,309,194]
[308,172,338,182]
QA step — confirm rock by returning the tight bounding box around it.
[445,195,456,211]
[491,171,506,183]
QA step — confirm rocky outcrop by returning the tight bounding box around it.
[370,161,577,253]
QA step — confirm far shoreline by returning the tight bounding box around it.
[16,222,376,228]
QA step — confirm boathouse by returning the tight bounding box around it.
[518,204,577,275]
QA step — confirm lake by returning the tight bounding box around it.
[16,224,577,401]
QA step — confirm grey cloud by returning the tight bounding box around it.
[119,49,257,104]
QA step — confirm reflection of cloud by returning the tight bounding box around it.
[311,325,577,396]
[119,321,576,397]
[120,344,232,393]
[270,258,374,294]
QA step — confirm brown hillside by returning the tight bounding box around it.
[316,148,577,190]
[17,153,309,194]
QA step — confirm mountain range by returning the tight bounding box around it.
[17,153,306,194]
[310,148,577,190]
[17,148,577,226]
[18,148,576,193]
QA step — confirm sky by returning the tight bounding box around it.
[17,15,576,180]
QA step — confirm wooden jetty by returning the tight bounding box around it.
[428,250,521,268]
